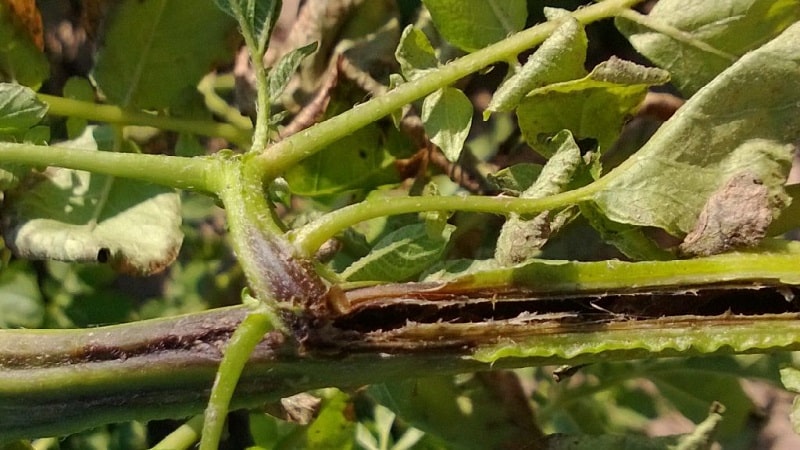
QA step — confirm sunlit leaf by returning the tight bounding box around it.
[517,57,669,157]
[422,87,473,162]
[423,0,528,52]
[2,127,183,275]
[591,24,800,235]
[94,0,236,109]
[616,0,800,96]
[486,17,587,117]
[396,25,439,81]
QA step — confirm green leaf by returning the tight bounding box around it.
[214,0,280,52]
[303,390,355,450]
[94,0,236,110]
[0,261,44,328]
[487,163,543,195]
[616,0,800,96]
[396,25,440,81]
[341,222,455,282]
[780,367,800,434]
[517,57,669,158]
[0,83,47,133]
[1,127,183,276]
[423,0,528,52]
[592,23,800,236]
[269,41,319,103]
[284,122,411,196]
[579,202,672,261]
[495,131,583,264]
[0,3,49,88]
[486,17,587,117]
[421,87,473,162]
[63,77,96,139]
[371,374,540,450]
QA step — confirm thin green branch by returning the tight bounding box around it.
[0,141,223,193]
[39,94,253,148]
[291,184,596,257]
[151,415,203,450]
[200,306,276,450]
[253,0,643,179]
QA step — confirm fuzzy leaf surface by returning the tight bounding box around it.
[592,23,800,236]
[422,0,527,52]
[487,17,587,116]
[2,128,183,275]
[422,87,473,162]
[616,0,800,96]
[269,41,318,103]
[94,0,236,109]
[517,58,669,157]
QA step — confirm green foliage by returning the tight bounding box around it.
[592,22,800,235]
[94,0,237,110]
[422,0,528,52]
[1,0,800,448]
[616,0,800,96]
[0,3,49,88]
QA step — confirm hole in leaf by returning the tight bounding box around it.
[97,248,111,263]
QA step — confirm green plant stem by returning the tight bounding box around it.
[39,94,253,148]
[291,184,594,256]
[254,0,643,179]
[0,141,222,193]
[200,306,276,450]
[151,415,203,450]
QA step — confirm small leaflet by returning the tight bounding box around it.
[421,87,473,163]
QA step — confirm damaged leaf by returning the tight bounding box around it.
[679,172,780,256]
[486,17,587,117]
[592,23,800,236]
[517,57,669,158]
[1,128,183,275]
[495,130,582,265]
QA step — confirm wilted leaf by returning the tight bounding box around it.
[486,17,587,116]
[580,202,672,260]
[423,0,527,52]
[517,57,669,157]
[592,23,800,236]
[341,222,454,282]
[395,25,439,81]
[94,0,236,109]
[422,87,473,162]
[780,367,800,434]
[495,130,583,264]
[2,128,183,275]
[616,0,800,96]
